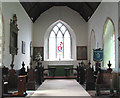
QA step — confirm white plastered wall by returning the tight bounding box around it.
[2,2,33,70]
[89,30,97,66]
[118,2,120,72]
[33,6,88,67]
[88,2,118,72]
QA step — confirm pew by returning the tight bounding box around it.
[34,66,39,85]
[96,71,113,96]
[8,64,18,89]
[41,66,44,82]
[79,61,86,85]
[2,66,9,94]
[18,75,27,96]
[19,62,27,75]
[27,67,35,90]
[96,61,114,96]
[2,62,28,97]
[86,61,95,90]
[2,61,45,97]
[76,65,80,82]
[34,63,44,85]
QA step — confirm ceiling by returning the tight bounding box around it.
[20,2,101,23]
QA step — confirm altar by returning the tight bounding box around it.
[48,65,73,76]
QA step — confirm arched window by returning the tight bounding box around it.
[103,17,115,68]
[49,22,71,60]
[89,29,96,66]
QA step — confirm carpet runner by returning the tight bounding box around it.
[31,79,91,97]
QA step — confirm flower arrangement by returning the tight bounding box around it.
[35,53,42,63]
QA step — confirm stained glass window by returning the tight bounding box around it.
[49,22,71,60]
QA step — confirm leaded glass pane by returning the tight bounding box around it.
[50,31,55,38]
[53,26,58,34]
[49,22,71,60]
[49,37,56,60]
[64,32,71,59]
[61,25,66,34]
[57,31,63,59]
[57,31,63,37]
[57,22,62,28]
[64,31,70,38]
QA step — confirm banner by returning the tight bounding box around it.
[93,49,103,62]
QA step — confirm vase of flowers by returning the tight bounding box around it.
[35,53,42,66]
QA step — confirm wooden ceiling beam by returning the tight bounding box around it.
[28,2,38,13]
[84,2,94,12]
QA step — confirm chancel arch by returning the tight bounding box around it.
[103,17,115,68]
[89,29,96,66]
[44,20,76,61]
